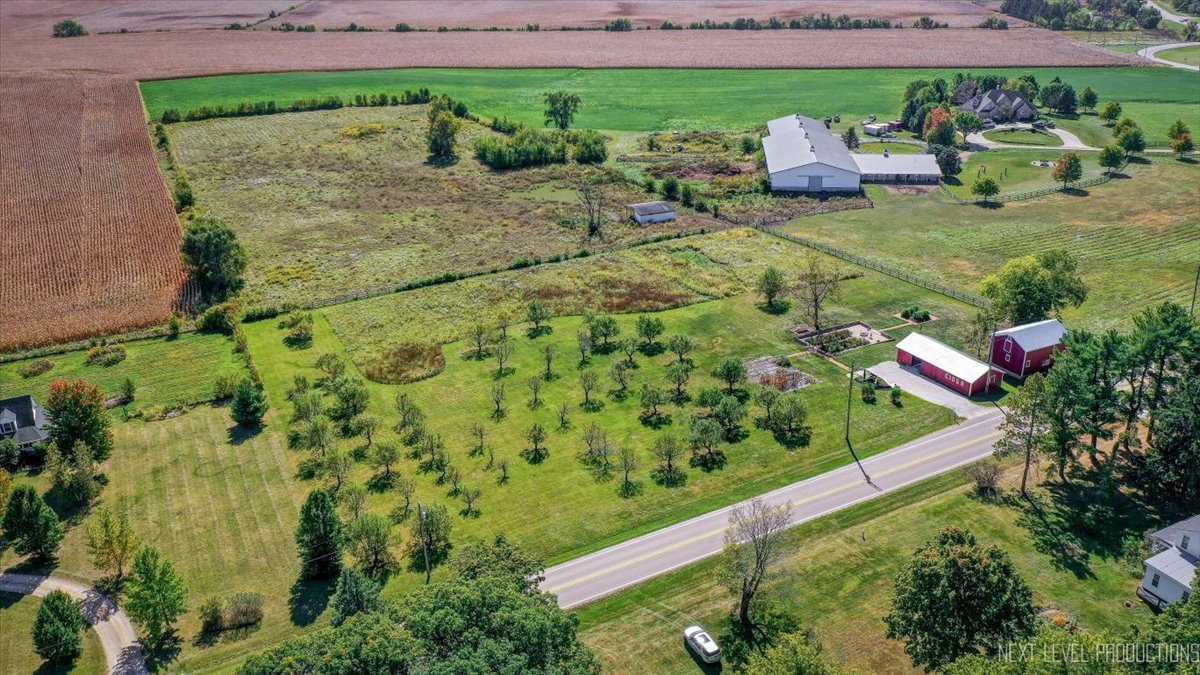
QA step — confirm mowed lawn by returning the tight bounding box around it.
[944,149,1104,198]
[0,332,245,411]
[0,592,107,675]
[778,157,1200,332]
[140,67,1199,144]
[981,128,1064,147]
[1157,44,1200,66]
[576,466,1154,674]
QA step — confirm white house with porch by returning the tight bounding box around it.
[1138,514,1199,610]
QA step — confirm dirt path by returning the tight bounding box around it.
[0,572,148,675]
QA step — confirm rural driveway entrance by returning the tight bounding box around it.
[966,123,1094,151]
[0,572,148,674]
[867,361,993,419]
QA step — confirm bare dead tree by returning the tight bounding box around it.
[793,251,843,332]
[720,498,794,628]
[580,184,607,240]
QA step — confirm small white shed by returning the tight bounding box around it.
[630,201,676,225]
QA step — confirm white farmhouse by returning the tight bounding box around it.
[762,115,862,193]
[1138,514,1198,610]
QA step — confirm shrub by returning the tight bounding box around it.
[85,344,126,367]
[860,382,877,403]
[604,18,633,31]
[160,108,182,124]
[212,374,239,400]
[173,175,194,212]
[474,129,568,169]
[198,302,241,334]
[891,385,902,405]
[52,19,88,37]
[661,175,680,200]
[18,360,54,378]
[641,176,657,193]
[572,130,608,164]
[224,592,265,628]
[963,461,1003,500]
[199,598,223,632]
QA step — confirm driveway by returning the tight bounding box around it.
[1145,0,1195,25]
[966,123,1094,151]
[867,361,994,419]
[1137,42,1200,71]
[0,572,147,674]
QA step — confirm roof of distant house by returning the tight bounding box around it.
[851,152,942,176]
[630,201,675,217]
[995,318,1067,352]
[896,332,994,383]
[960,88,1033,113]
[1146,546,1197,587]
[0,395,49,446]
[1154,514,1200,544]
[762,114,860,176]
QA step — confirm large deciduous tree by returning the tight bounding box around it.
[180,217,247,304]
[85,507,140,581]
[33,590,84,663]
[44,378,112,463]
[542,90,582,130]
[884,526,1035,670]
[720,498,793,627]
[125,546,189,646]
[980,250,1086,325]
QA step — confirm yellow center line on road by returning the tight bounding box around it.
[543,430,1001,594]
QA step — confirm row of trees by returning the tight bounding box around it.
[1000,0,1162,31]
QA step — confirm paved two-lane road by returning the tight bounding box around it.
[544,410,1004,609]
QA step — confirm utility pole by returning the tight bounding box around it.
[418,503,431,584]
[845,361,870,483]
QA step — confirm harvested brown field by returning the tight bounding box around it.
[0,75,185,351]
[0,0,283,35]
[1,28,1137,80]
[263,0,1006,30]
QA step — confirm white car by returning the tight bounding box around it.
[684,625,722,664]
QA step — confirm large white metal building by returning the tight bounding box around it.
[762,115,862,192]
[762,114,943,192]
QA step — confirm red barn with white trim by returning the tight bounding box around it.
[896,333,1002,397]
[990,319,1067,378]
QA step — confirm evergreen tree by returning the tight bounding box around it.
[230,377,268,427]
[330,566,381,626]
[296,489,343,578]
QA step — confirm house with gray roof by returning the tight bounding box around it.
[0,395,49,449]
[959,88,1037,122]
[1138,514,1199,610]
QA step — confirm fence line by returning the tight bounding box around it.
[750,225,991,308]
[719,197,871,227]
[939,162,1126,205]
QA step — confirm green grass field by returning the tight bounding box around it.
[576,465,1154,674]
[981,128,1065,147]
[0,332,246,412]
[779,157,1200,332]
[854,142,925,154]
[0,592,107,675]
[1157,44,1200,67]
[140,68,1200,144]
[945,149,1104,198]
[167,105,710,308]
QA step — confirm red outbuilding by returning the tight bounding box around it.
[990,319,1067,378]
[896,332,1002,397]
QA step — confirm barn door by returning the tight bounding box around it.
[810,175,823,191]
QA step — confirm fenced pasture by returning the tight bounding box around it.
[0,75,185,352]
[776,158,1200,332]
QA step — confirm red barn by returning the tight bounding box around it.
[990,319,1067,378]
[896,333,1002,397]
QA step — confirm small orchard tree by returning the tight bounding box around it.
[667,334,694,363]
[346,513,396,579]
[666,361,693,399]
[543,90,581,130]
[652,434,686,487]
[712,357,747,394]
[579,370,599,408]
[370,441,402,479]
[526,299,551,334]
[590,316,620,350]
[33,590,84,663]
[971,176,1000,202]
[617,446,641,498]
[1051,151,1082,188]
[635,314,666,349]
[524,423,548,462]
[756,266,787,309]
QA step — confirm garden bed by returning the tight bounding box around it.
[792,321,891,354]
[743,356,818,392]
